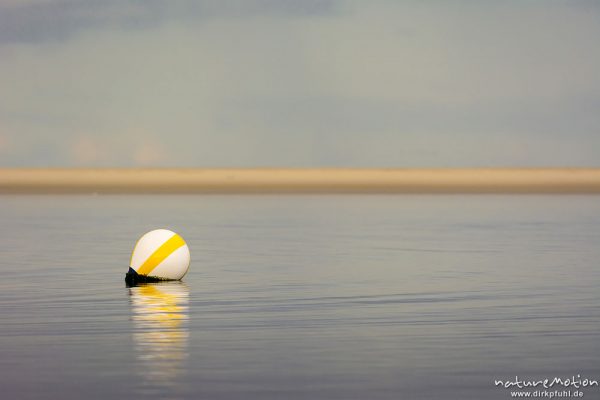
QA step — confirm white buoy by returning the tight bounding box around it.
[126,229,190,284]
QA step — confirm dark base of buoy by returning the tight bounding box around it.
[125,267,163,287]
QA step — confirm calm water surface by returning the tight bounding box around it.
[0,195,599,399]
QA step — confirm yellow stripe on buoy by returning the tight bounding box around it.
[137,234,186,277]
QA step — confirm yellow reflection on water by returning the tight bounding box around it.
[129,281,189,391]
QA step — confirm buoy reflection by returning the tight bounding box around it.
[128,281,189,391]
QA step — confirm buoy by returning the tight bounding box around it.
[125,229,190,285]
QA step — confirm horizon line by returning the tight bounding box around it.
[1,168,600,194]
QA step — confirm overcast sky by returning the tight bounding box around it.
[1,0,599,167]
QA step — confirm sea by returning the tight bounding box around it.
[0,195,599,399]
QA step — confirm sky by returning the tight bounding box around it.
[1,0,599,167]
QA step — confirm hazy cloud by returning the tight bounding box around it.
[0,134,9,154]
[133,140,169,166]
[0,0,599,167]
[0,0,337,44]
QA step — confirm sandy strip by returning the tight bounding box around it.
[1,168,600,194]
